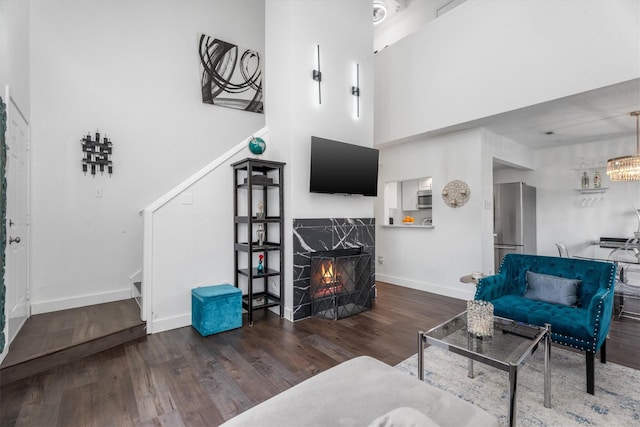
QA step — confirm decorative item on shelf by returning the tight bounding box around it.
[467,300,494,337]
[257,200,265,219]
[257,254,264,274]
[607,110,640,181]
[442,180,470,208]
[581,171,589,189]
[244,174,273,185]
[81,130,113,176]
[248,136,266,155]
[593,169,601,188]
[256,224,266,246]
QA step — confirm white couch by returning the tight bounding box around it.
[220,356,499,427]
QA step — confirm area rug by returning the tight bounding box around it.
[395,345,640,426]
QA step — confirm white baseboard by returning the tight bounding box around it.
[149,307,293,334]
[148,313,191,334]
[283,307,294,322]
[30,288,133,315]
[376,274,475,301]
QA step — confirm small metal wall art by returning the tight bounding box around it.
[82,130,113,176]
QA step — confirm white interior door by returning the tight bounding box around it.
[5,91,30,345]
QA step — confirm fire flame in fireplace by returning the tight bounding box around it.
[321,261,334,284]
[313,260,342,297]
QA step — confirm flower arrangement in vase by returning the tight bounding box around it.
[257,254,264,273]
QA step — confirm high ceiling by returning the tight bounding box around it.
[444,79,640,150]
[373,0,640,150]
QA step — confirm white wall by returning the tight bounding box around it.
[0,0,30,115]
[373,0,640,302]
[495,137,640,258]
[146,136,268,332]
[29,0,265,313]
[265,0,374,320]
[373,0,466,53]
[376,129,485,300]
[376,127,538,299]
[377,124,640,300]
[374,0,640,145]
[137,0,374,330]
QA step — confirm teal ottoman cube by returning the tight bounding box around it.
[192,284,242,336]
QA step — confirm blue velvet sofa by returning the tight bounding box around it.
[475,253,617,395]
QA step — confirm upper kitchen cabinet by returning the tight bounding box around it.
[402,179,419,211]
[418,177,432,191]
[402,177,433,211]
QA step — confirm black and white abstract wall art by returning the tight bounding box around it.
[198,34,263,114]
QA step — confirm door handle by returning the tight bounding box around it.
[9,236,21,244]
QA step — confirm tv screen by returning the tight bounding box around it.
[309,136,379,196]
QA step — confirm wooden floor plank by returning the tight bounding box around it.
[0,282,638,426]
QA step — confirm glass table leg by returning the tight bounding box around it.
[467,332,474,378]
[418,331,425,381]
[508,363,518,427]
[544,323,551,408]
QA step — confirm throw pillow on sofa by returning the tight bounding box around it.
[368,407,440,427]
[524,271,581,307]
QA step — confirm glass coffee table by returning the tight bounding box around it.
[418,312,551,427]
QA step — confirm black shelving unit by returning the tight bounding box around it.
[232,158,285,325]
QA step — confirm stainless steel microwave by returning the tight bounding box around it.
[417,190,432,209]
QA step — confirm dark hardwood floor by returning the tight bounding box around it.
[0,282,638,426]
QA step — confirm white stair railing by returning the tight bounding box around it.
[140,126,268,333]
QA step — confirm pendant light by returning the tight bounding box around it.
[607,111,640,181]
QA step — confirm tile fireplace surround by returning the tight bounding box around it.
[292,218,375,321]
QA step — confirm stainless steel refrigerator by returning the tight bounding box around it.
[494,182,537,270]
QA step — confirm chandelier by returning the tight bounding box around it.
[607,111,640,181]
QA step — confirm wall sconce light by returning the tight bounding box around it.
[313,44,322,104]
[82,130,113,176]
[352,63,360,118]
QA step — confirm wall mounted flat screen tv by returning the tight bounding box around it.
[309,136,379,196]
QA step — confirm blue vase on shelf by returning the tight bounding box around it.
[257,254,264,274]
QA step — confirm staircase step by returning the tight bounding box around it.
[0,324,146,386]
[0,299,146,386]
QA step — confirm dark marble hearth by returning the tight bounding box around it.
[292,218,375,321]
